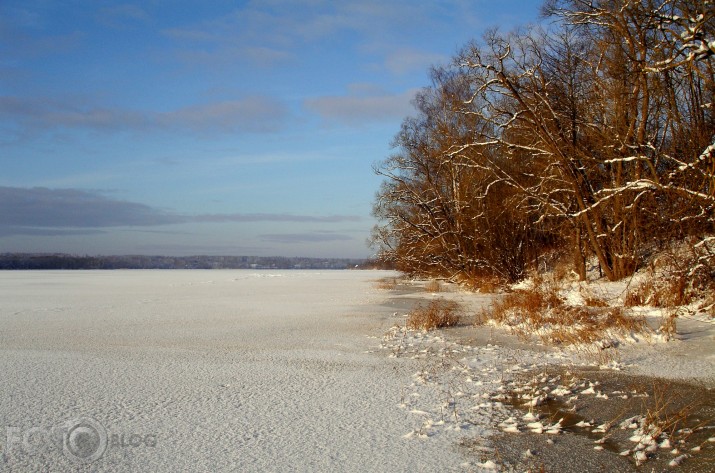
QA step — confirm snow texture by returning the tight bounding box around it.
[1,269,713,471]
[0,270,469,472]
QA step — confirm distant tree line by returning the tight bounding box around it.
[0,254,367,270]
[371,0,714,284]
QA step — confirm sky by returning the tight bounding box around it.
[1,0,544,258]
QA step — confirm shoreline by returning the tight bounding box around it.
[376,276,715,471]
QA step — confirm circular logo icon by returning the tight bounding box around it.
[62,417,108,463]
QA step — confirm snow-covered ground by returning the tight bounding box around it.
[0,270,712,471]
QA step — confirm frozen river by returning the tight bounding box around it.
[0,270,467,472]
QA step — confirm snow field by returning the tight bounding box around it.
[0,270,468,472]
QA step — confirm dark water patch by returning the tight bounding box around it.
[494,367,715,472]
[501,392,623,454]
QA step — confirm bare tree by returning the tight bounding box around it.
[371,68,548,283]
[456,0,714,280]
[372,0,714,284]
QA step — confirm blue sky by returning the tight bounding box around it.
[1,0,543,258]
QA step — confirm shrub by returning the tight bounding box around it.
[625,238,715,315]
[465,275,502,293]
[581,290,610,308]
[406,299,462,331]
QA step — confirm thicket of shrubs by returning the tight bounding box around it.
[371,0,714,291]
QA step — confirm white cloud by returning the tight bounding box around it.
[260,233,354,243]
[0,95,290,135]
[0,187,181,229]
[96,4,149,29]
[157,97,289,133]
[160,1,468,69]
[384,48,448,75]
[192,213,361,224]
[304,85,418,126]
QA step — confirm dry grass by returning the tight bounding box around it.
[424,279,442,293]
[625,237,715,317]
[455,273,503,293]
[627,379,714,469]
[624,274,688,308]
[702,292,715,317]
[635,380,706,451]
[581,292,610,308]
[375,277,399,290]
[623,277,654,307]
[658,311,678,341]
[470,275,502,293]
[497,368,714,470]
[485,276,562,327]
[552,258,574,282]
[483,276,647,348]
[406,298,462,331]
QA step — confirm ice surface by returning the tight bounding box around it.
[2,269,713,471]
[0,270,470,472]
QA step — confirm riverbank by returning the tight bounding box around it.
[377,276,715,471]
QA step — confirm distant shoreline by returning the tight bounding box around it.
[0,253,388,270]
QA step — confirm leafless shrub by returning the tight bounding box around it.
[581,291,609,308]
[624,277,655,307]
[552,257,576,283]
[463,275,502,293]
[406,299,462,331]
[626,276,689,308]
[476,276,501,293]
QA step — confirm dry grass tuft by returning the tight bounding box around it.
[463,275,502,293]
[624,274,688,308]
[658,311,678,340]
[623,277,654,307]
[487,275,563,325]
[407,298,462,331]
[424,279,442,293]
[484,276,646,348]
[581,291,610,308]
[703,292,715,318]
[375,277,399,290]
[640,381,703,443]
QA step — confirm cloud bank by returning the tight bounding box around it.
[0,187,360,236]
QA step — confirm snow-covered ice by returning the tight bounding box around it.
[1,269,713,471]
[0,270,470,472]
